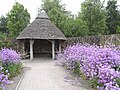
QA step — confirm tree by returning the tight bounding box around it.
[117,11,120,26]
[74,15,89,36]
[7,2,30,37]
[106,0,119,34]
[64,15,89,37]
[81,0,107,35]
[0,15,8,34]
[41,0,73,36]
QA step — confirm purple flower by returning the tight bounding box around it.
[0,66,11,90]
[1,48,21,64]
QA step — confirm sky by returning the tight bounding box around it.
[0,0,120,22]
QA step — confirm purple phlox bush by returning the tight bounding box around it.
[83,47,120,78]
[0,66,11,90]
[98,65,120,90]
[1,48,21,64]
[81,45,120,89]
[62,44,85,69]
[56,43,120,90]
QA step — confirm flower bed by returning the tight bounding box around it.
[57,44,120,90]
[0,48,22,90]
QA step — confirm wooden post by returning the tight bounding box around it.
[59,41,61,52]
[29,40,34,61]
[52,40,55,60]
[22,40,25,54]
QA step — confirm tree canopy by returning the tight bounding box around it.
[7,2,30,37]
[81,0,107,35]
[0,15,8,34]
[106,0,119,34]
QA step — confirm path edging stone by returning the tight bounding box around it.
[15,67,28,90]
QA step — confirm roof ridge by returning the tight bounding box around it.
[35,11,50,19]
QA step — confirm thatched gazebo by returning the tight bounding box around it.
[16,11,66,60]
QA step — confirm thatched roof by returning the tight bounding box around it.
[17,12,66,40]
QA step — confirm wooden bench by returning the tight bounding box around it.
[21,53,30,59]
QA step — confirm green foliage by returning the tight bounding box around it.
[0,33,10,49]
[116,26,120,34]
[0,15,8,34]
[0,33,12,49]
[0,32,6,39]
[88,78,100,90]
[0,41,12,49]
[106,0,119,34]
[2,63,22,78]
[81,0,107,35]
[64,16,89,37]
[118,11,120,27]
[116,78,120,87]
[73,61,81,75]
[7,2,30,37]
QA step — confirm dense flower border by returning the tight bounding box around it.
[57,44,120,90]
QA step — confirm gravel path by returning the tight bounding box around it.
[18,58,88,90]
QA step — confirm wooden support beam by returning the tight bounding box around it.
[22,40,25,54]
[47,39,55,60]
[51,40,55,60]
[29,40,34,61]
[59,41,61,52]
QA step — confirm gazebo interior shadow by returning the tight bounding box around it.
[24,39,60,60]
